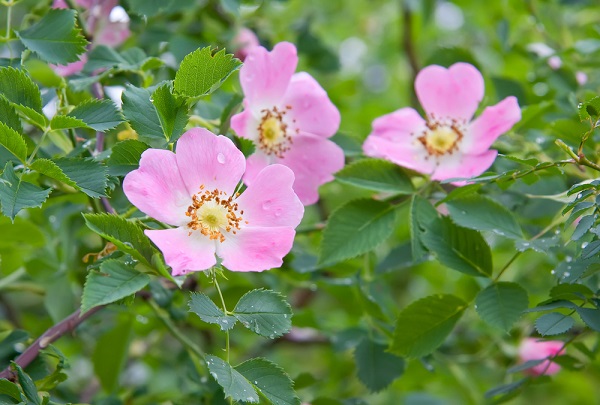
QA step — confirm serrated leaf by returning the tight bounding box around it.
[579,96,600,121]
[475,282,528,331]
[535,312,574,336]
[68,99,123,132]
[391,294,466,357]
[410,195,439,260]
[525,300,578,313]
[121,85,166,144]
[550,284,594,301]
[485,379,527,399]
[507,359,545,374]
[0,162,51,221]
[0,97,22,133]
[0,67,42,112]
[83,213,156,267]
[446,195,523,239]
[32,158,108,198]
[206,355,259,404]
[576,307,600,332]
[189,292,236,331]
[152,83,189,142]
[421,216,492,277]
[236,358,301,405]
[13,104,48,129]
[233,136,255,158]
[582,240,600,260]
[50,115,89,130]
[0,379,24,402]
[13,363,40,405]
[232,289,292,338]
[571,215,595,241]
[107,139,150,176]
[319,199,398,266]
[335,158,413,193]
[81,260,150,313]
[174,47,241,98]
[17,9,88,64]
[0,122,27,163]
[354,338,405,392]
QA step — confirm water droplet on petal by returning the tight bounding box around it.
[275,209,282,217]
[217,152,226,164]
[262,200,273,210]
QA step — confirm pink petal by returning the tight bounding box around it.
[51,56,87,77]
[370,108,426,142]
[230,106,258,141]
[145,228,216,276]
[415,63,484,122]
[432,150,498,182]
[519,338,564,376]
[465,96,521,155]
[243,152,270,187]
[278,133,345,205]
[240,42,298,113]
[123,149,191,226]
[280,72,340,138]
[363,135,434,175]
[219,227,296,272]
[233,28,260,62]
[95,22,130,47]
[175,128,245,195]
[236,164,304,228]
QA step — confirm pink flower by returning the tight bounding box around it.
[363,63,521,183]
[123,128,304,275]
[518,338,565,376]
[232,28,260,61]
[230,42,345,205]
[547,55,562,70]
[576,71,588,86]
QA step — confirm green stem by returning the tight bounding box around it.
[493,252,521,282]
[212,270,230,364]
[26,130,49,165]
[5,0,11,40]
[147,299,207,376]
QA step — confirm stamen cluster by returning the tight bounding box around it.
[257,106,297,158]
[417,116,465,157]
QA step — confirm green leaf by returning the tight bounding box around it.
[189,292,236,331]
[0,96,22,133]
[235,358,301,405]
[354,338,405,392]
[319,199,398,266]
[0,122,27,163]
[475,282,528,331]
[233,136,255,158]
[391,294,466,357]
[107,139,150,176]
[206,355,259,404]
[233,289,292,338]
[16,9,88,64]
[446,195,523,239]
[576,307,600,332]
[0,67,43,112]
[81,259,151,314]
[410,195,439,260]
[85,45,163,73]
[535,312,575,336]
[83,213,156,267]
[571,215,595,241]
[50,115,89,131]
[152,83,189,142]
[174,47,242,98]
[121,85,166,144]
[32,158,108,198]
[335,158,413,193]
[0,379,23,403]
[68,99,124,132]
[579,96,600,121]
[13,362,40,405]
[421,216,492,277]
[92,316,132,392]
[0,162,51,221]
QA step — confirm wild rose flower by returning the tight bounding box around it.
[123,128,304,275]
[231,42,345,205]
[232,28,260,61]
[363,63,521,182]
[518,338,565,376]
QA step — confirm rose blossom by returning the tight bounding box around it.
[232,28,260,61]
[123,128,304,275]
[231,42,345,205]
[518,338,565,376]
[363,62,521,183]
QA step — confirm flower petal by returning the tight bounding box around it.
[175,128,246,195]
[145,228,216,276]
[368,108,426,141]
[432,150,498,182]
[363,135,433,174]
[219,227,296,272]
[123,149,191,225]
[230,105,259,141]
[240,42,298,113]
[280,72,340,137]
[243,152,270,187]
[465,96,521,154]
[278,133,345,205]
[236,164,304,228]
[415,63,484,122]
[51,54,87,77]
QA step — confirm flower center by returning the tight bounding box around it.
[185,186,246,242]
[257,106,295,158]
[418,122,463,156]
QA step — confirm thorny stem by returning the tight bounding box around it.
[556,139,600,172]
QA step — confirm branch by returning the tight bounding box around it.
[0,306,104,380]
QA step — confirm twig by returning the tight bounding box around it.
[0,306,104,380]
[401,0,419,107]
